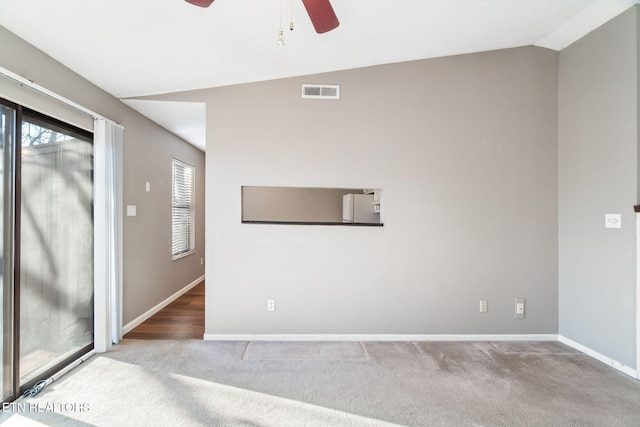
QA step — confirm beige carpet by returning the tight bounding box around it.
[242,341,368,360]
[1,340,640,426]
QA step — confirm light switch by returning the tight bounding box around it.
[605,214,621,229]
[146,182,150,192]
[127,205,137,217]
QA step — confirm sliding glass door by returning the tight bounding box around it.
[19,112,94,387]
[0,98,94,399]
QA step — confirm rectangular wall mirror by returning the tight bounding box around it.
[241,186,383,226]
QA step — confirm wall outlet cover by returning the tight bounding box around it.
[605,214,621,229]
[479,300,488,313]
[515,297,525,319]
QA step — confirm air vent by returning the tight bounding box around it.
[301,84,340,99]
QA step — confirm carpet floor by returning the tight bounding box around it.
[1,340,639,426]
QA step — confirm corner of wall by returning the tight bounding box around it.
[637,4,640,204]
[558,4,639,370]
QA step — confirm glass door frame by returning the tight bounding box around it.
[0,97,95,402]
[1,98,17,402]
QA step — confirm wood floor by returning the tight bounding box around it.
[124,282,204,340]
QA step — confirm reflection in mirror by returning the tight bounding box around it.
[242,186,383,226]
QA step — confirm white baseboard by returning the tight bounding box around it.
[559,335,639,379]
[203,333,559,342]
[123,275,204,335]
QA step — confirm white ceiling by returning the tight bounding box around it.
[1,0,638,150]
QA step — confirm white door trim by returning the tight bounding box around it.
[636,212,640,378]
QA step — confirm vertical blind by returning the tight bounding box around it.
[172,159,195,259]
[94,118,123,352]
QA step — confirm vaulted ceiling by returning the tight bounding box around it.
[1,0,637,150]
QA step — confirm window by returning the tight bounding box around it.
[172,159,195,260]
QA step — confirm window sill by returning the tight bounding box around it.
[172,250,195,261]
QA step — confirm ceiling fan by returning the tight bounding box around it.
[184,0,340,34]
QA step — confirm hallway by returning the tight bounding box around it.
[124,282,204,339]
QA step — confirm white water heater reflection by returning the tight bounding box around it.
[342,193,380,224]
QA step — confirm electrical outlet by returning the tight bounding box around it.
[515,297,525,319]
[479,300,488,313]
[267,299,275,312]
[605,214,621,229]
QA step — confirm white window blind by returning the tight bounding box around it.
[172,159,195,260]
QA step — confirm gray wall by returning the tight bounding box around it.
[158,45,559,335]
[0,26,206,326]
[558,7,638,369]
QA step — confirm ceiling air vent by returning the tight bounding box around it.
[301,84,340,100]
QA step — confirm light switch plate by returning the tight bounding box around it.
[127,205,137,217]
[605,214,621,229]
[146,182,151,192]
[479,300,488,313]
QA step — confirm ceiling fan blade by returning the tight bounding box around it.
[185,0,215,7]
[301,0,340,34]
